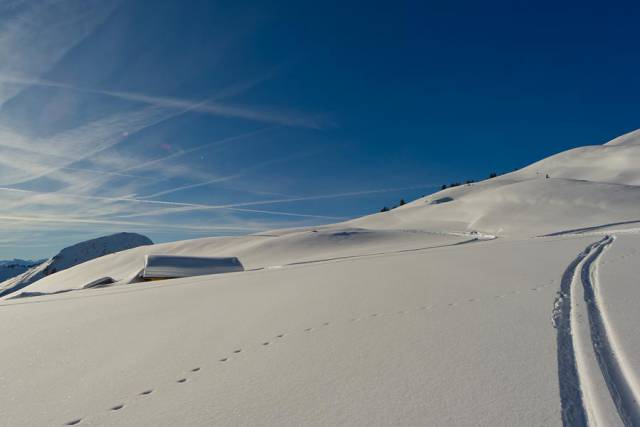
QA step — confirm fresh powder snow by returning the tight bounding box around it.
[1,131,640,426]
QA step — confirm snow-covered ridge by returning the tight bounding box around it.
[0,232,152,298]
[604,128,640,146]
[352,129,640,236]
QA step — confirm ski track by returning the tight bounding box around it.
[580,236,640,426]
[556,238,602,426]
[57,277,554,426]
[556,235,640,427]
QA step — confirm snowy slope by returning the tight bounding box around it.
[10,228,473,297]
[352,128,640,236]
[1,130,640,426]
[0,233,152,298]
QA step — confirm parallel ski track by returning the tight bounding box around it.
[557,235,640,426]
[580,236,640,426]
[556,238,603,426]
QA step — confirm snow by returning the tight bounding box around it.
[0,232,152,298]
[1,130,640,426]
[603,128,640,146]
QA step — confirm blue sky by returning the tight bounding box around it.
[0,0,638,258]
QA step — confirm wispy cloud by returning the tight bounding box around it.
[0,213,265,232]
[0,106,179,186]
[0,0,120,105]
[0,74,328,129]
[139,149,316,199]
[122,126,277,174]
[0,183,434,216]
[0,1,355,259]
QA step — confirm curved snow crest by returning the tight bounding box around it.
[46,232,152,274]
[0,232,152,298]
[604,128,640,146]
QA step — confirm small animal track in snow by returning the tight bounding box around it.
[61,279,558,426]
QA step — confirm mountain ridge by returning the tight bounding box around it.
[0,232,152,298]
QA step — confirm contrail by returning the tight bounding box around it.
[0,214,264,232]
[114,125,277,174]
[0,74,326,128]
[0,187,346,220]
[0,183,437,212]
[139,148,315,199]
[141,175,240,199]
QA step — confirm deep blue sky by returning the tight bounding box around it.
[0,0,638,258]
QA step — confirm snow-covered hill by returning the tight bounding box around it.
[0,232,152,298]
[352,129,640,236]
[1,130,640,427]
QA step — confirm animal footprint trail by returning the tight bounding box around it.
[60,279,552,426]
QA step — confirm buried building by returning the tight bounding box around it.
[141,255,244,281]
